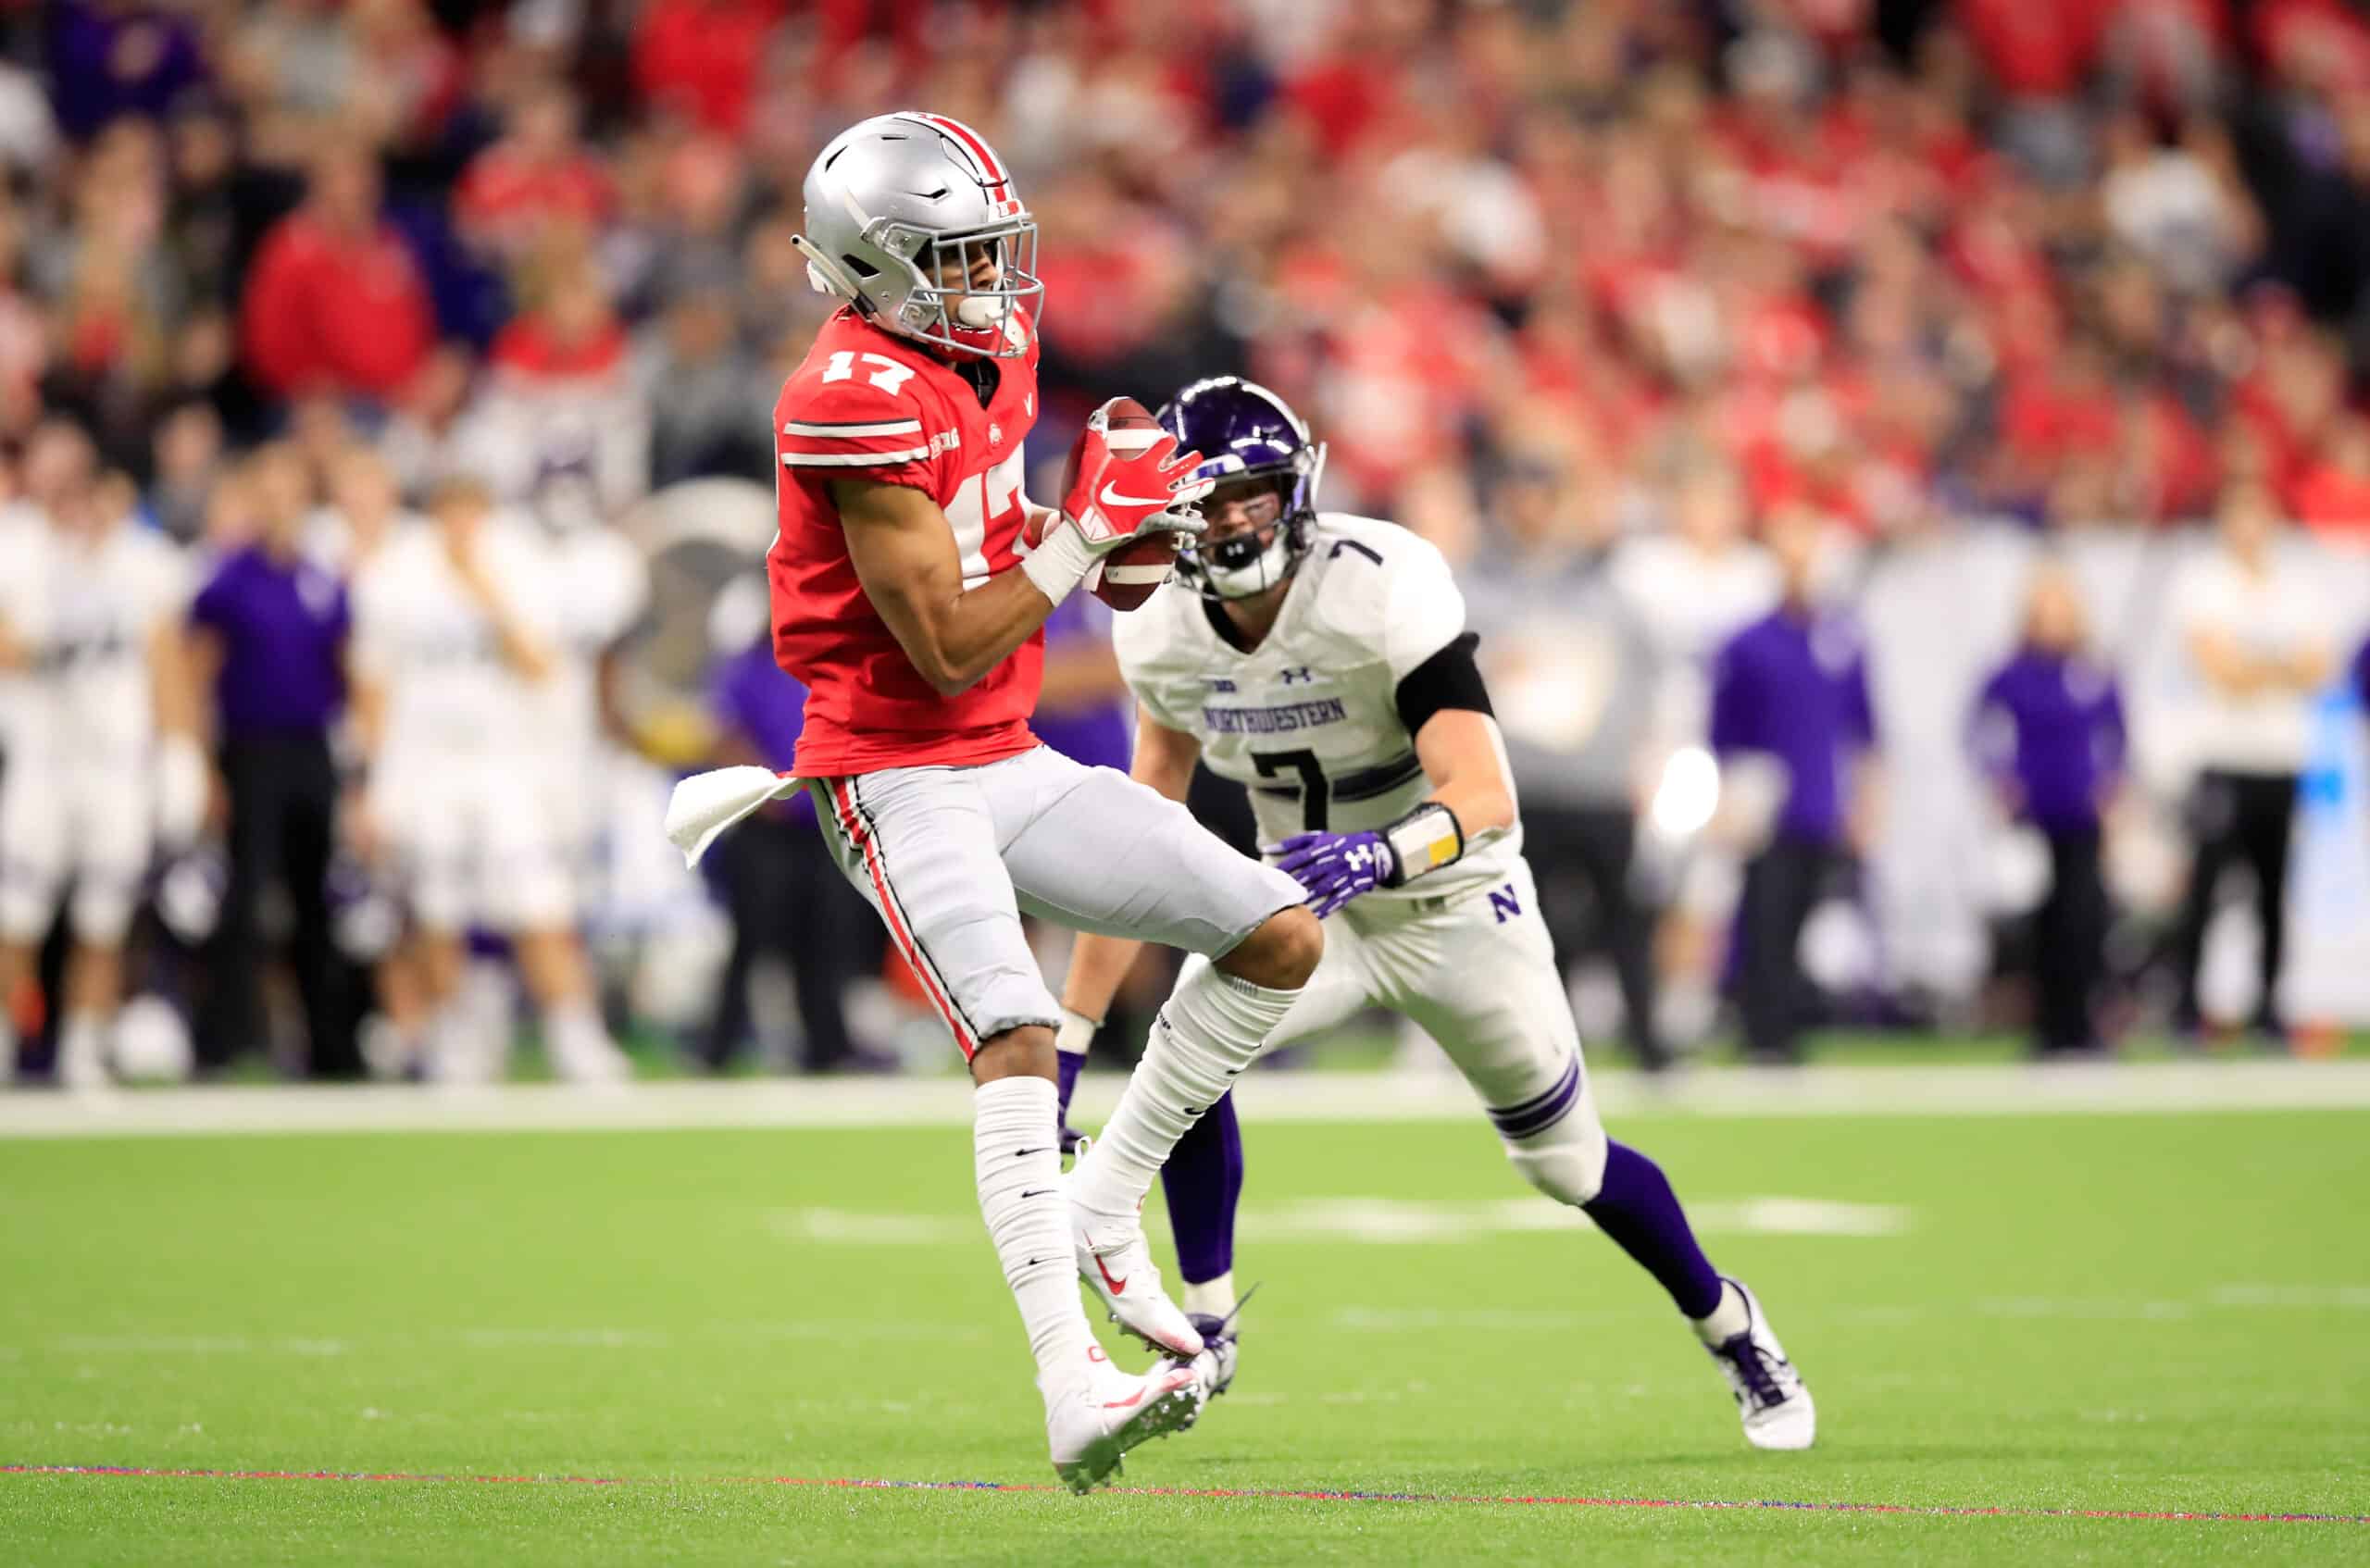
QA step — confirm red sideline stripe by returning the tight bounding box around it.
[6,1464,2364,1525]
[831,781,974,1058]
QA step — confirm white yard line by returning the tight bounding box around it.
[767,1195,1913,1248]
[2,1060,2368,1140]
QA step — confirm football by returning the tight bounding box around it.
[1065,396,1186,611]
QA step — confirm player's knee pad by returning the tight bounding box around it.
[1491,1056,1609,1207]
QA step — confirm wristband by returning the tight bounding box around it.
[1380,801,1464,888]
[1019,520,1096,606]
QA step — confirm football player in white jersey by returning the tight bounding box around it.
[1059,379,1816,1450]
[347,475,626,1083]
[0,447,205,1090]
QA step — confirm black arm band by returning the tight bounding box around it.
[1393,631,1492,737]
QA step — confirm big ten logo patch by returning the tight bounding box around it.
[1488,883,1521,924]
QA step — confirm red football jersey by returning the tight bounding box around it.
[768,307,1042,775]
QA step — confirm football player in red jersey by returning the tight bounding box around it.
[744,113,1322,1490]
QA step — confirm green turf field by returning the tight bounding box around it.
[3,1104,2366,1564]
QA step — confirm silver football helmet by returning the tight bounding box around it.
[791,111,1042,359]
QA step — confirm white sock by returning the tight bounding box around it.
[1181,1271,1236,1321]
[974,1076,1096,1403]
[1070,964,1299,1217]
[60,1011,106,1076]
[430,999,491,1082]
[1691,1280,1751,1344]
[546,1002,619,1075]
[0,1015,17,1083]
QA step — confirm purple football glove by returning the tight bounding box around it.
[1267,830,1395,918]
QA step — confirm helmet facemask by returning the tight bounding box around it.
[800,213,1042,360]
[1177,457,1321,602]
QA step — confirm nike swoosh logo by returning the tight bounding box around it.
[1098,481,1176,510]
[1095,1255,1129,1295]
[1020,1189,1054,1199]
[1015,1148,1049,1157]
[1101,1387,1148,1410]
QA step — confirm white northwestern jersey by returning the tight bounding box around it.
[350,516,559,762]
[1116,513,1520,909]
[0,501,42,755]
[14,520,189,766]
[538,524,649,757]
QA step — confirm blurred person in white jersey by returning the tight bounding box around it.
[1608,463,1780,1040]
[522,455,650,944]
[347,475,628,1084]
[0,429,204,1089]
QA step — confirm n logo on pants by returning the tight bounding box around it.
[1489,884,1521,924]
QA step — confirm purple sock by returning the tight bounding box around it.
[1581,1140,1723,1320]
[1054,1050,1088,1154]
[1159,1089,1242,1285]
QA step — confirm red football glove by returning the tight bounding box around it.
[1043,404,1212,554]
[1019,400,1213,604]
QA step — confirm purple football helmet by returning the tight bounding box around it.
[1156,376,1326,601]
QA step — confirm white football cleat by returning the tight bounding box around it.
[1046,1355,1204,1494]
[1064,1175,1204,1360]
[1703,1276,1815,1450]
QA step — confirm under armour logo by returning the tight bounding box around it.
[989,422,1004,446]
[1279,666,1315,684]
[1346,846,1374,872]
[1205,677,1237,692]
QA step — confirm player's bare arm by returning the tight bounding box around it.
[2282,634,2336,691]
[1060,707,1204,1026]
[1411,707,1516,838]
[342,654,387,859]
[2187,626,2271,696]
[833,476,1069,697]
[455,554,555,684]
[147,606,211,849]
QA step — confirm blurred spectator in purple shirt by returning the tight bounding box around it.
[51,1,209,143]
[184,442,356,1076]
[1710,514,1879,1063]
[1032,594,1132,772]
[701,594,886,1075]
[1972,563,2127,1055]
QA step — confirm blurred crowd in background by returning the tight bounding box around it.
[11,0,2370,1089]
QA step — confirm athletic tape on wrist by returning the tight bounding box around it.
[1019,521,1096,605]
[1381,802,1465,888]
